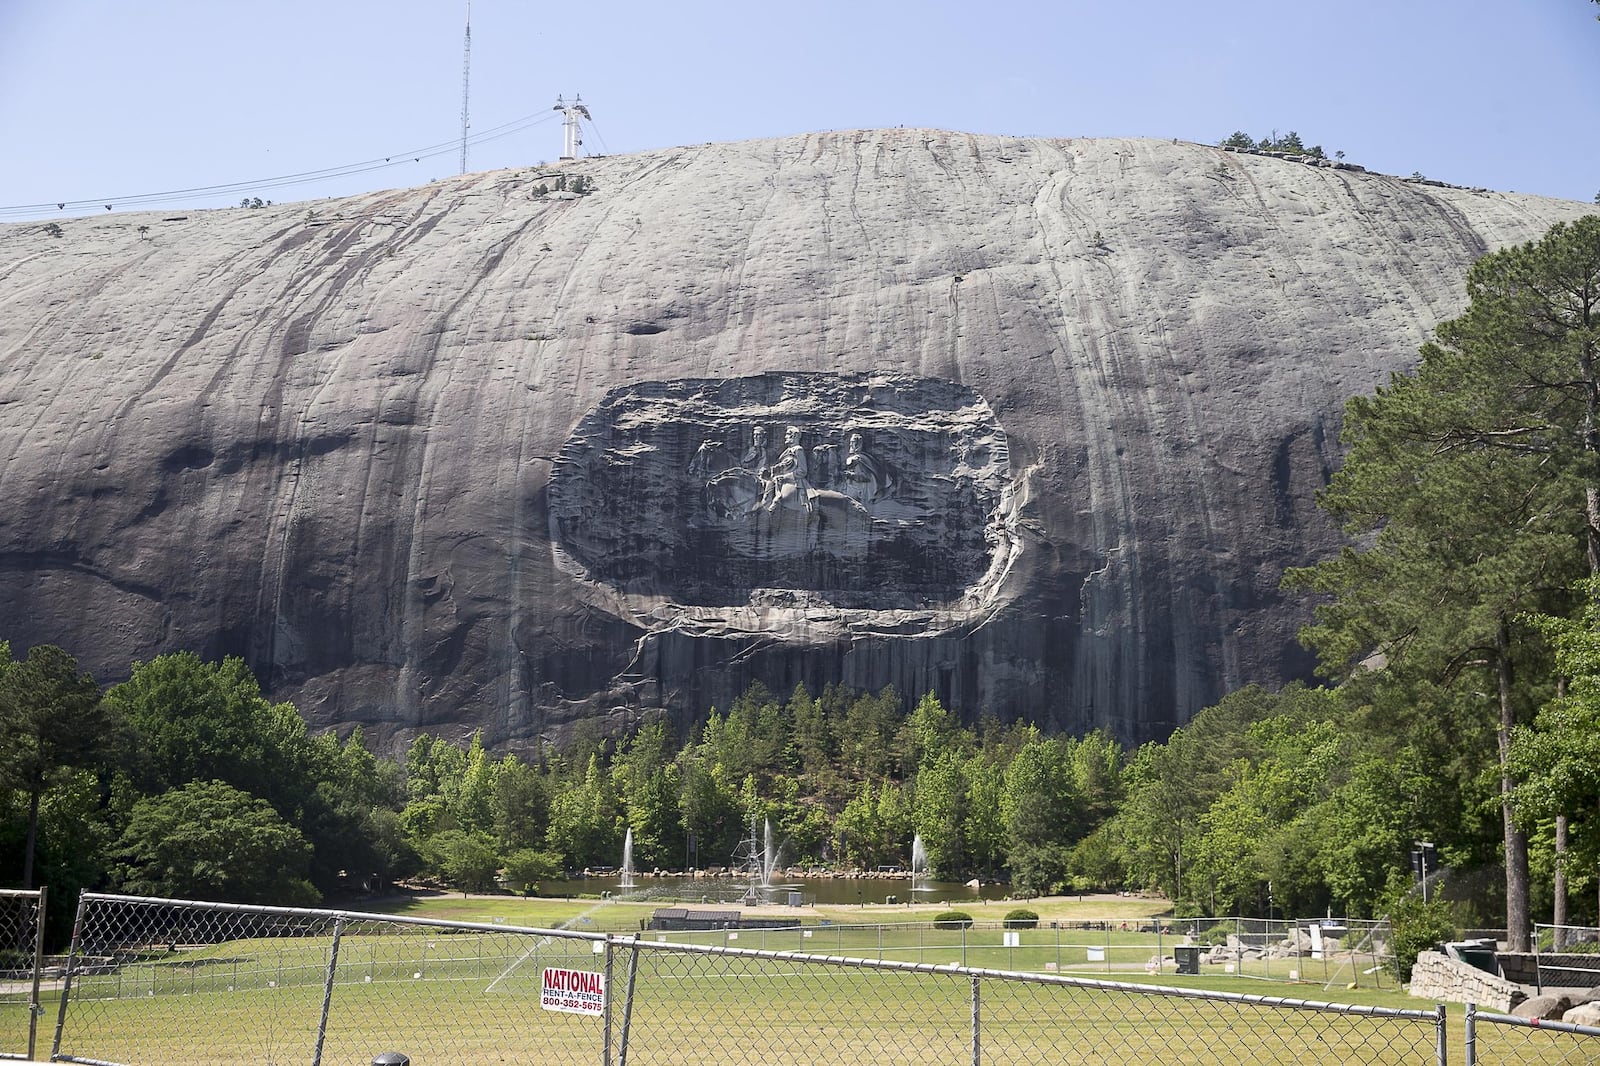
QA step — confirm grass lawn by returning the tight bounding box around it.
[359,892,1405,1002]
[45,893,1553,1066]
[46,930,1451,1066]
[365,888,1175,932]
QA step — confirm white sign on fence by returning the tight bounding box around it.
[541,968,606,1016]
[1087,947,1105,962]
[1003,932,1020,947]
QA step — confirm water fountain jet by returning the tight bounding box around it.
[910,834,932,893]
[620,827,637,891]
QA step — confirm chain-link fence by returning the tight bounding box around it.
[658,915,1394,990]
[616,938,1443,1066]
[50,893,1444,1066]
[1167,916,1395,989]
[53,893,606,1065]
[1532,922,1600,992]
[0,887,45,1062]
[1464,1003,1600,1065]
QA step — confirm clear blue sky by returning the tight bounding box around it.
[1,0,1596,220]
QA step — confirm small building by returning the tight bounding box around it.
[646,907,801,932]
[647,908,743,931]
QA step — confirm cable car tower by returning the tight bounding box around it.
[553,95,591,161]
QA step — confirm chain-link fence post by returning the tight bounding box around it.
[49,889,89,1062]
[617,935,641,1066]
[1464,1001,1477,1066]
[24,887,45,1062]
[970,974,980,1066]
[1432,1002,1447,1066]
[310,915,345,1066]
[603,935,615,1066]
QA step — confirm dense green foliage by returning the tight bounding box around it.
[6,638,1596,934]
[111,780,317,904]
[1386,892,1459,982]
[0,642,114,887]
[1284,216,1600,948]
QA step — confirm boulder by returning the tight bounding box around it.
[1561,1001,1600,1027]
[1513,994,1573,1020]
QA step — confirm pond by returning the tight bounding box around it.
[531,874,1014,906]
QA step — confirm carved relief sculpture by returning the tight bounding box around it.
[549,372,1018,618]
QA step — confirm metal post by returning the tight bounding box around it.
[1104,923,1111,974]
[970,974,981,1066]
[27,887,46,1062]
[603,938,614,1066]
[961,923,967,968]
[1463,1002,1476,1066]
[1156,923,1163,976]
[50,890,91,1061]
[616,935,642,1066]
[311,916,344,1066]
[1434,1002,1448,1066]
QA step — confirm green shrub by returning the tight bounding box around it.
[933,910,973,930]
[1003,908,1038,929]
[1386,891,1456,982]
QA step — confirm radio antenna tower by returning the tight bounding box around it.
[553,95,591,160]
[458,2,472,174]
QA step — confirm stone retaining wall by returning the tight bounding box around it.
[1408,951,1524,1010]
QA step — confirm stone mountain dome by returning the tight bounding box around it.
[0,130,1592,748]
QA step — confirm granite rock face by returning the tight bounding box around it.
[0,131,1593,749]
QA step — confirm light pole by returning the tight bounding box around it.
[1412,841,1435,902]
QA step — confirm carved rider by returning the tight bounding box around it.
[688,439,725,479]
[765,425,815,513]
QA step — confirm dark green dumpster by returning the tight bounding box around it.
[1173,945,1201,975]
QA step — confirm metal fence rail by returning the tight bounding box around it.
[615,938,1444,1066]
[1465,1003,1600,1065]
[0,887,45,1062]
[1532,922,1600,991]
[49,893,1444,1066]
[53,893,606,1066]
[646,915,1394,989]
